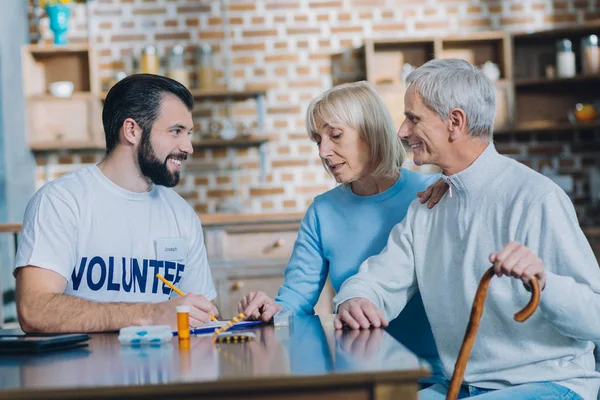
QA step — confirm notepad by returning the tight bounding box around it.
[172,320,262,336]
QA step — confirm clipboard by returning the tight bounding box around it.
[172,320,262,336]
[0,334,90,354]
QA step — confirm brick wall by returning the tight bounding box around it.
[495,131,600,227]
[29,0,600,216]
[587,229,600,260]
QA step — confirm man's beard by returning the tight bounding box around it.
[138,130,186,188]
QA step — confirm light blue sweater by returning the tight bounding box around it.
[275,168,439,357]
[335,144,600,400]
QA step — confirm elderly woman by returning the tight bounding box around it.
[238,81,446,378]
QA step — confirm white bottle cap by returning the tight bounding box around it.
[176,305,190,313]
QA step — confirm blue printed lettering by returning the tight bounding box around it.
[132,258,147,293]
[121,257,133,292]
[149,260,163,294]
[174,263,184,286]
[106,257,120,292]
[163,262,176,295]
[72,257,87,290]
[75,256,186,294]
[87,256,106,291]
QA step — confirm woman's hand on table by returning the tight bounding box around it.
[238,291,283,322]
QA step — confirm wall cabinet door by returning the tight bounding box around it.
[26,97,103,148]
[216,274,335,320]
[223,275,283,319]
[205,219,334,320]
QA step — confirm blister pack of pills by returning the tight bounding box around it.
[118,325,173,346]
[214,331,256,343]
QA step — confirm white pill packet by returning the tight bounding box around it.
[118,325,173,346]
[273,309,293,327]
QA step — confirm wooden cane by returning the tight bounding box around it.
[446,266,541,400]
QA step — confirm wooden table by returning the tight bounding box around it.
[0,315,429,400]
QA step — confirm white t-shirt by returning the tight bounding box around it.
[14,165,216,303]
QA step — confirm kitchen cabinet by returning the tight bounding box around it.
[201,213,335,319]
[331,32,513,132]
[21,44,104,150]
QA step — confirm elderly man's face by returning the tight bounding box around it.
[397,90,449,168]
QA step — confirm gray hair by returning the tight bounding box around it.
[406,58,495,139]
[306,81,405,181]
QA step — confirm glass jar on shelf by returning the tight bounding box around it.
[196,44,215,90]
[556,39,576,78]
[582,34,600,75]
[166,45,190,87]
[140,45,159,75]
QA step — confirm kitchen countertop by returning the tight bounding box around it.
[198,212,304,227]
[2,217,600,235]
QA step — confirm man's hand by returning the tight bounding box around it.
[334,298,388,330]
[238,291,283,322]
[489,241,547,290]
[417,178,449,209]
[151,294,219,328]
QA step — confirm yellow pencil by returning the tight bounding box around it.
[155,273,218,322]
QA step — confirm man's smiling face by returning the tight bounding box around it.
[397,88,450,167]
[138,95,194,187]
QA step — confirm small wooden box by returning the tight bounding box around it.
[21,44,103,150]
[371,52,404,85]
[26,96,103,149]
[22,45,98,96]
[375,83,407,130]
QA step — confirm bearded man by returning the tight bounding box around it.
[15,74,219,332]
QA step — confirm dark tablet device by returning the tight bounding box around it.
[0,334,90,354]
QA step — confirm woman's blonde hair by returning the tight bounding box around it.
[306,81,405,180]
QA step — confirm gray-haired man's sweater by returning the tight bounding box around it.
[334,144,600,399]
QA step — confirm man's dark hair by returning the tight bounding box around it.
[102,74,194,155]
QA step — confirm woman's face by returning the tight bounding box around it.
[313,121,372,184]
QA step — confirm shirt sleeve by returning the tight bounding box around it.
[275,203,329,315]
[14,187,78,281]
[177,214,217,301]
[333,205,419,321]
[523,188,600,342]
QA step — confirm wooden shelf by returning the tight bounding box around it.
[30,137,269,151]
[0,223,22,233]
[513,22,600,42]
[583,226,600,237]
[198,212,304,227]
[442,31,508,42]
[99,89,266,101]
[24,44,89,54]
[495,121,600,135]
[27,92,97,101]
[30,141,105,152]
[515,74,600,88]
[189,89,266,100]
[192,136,269,148]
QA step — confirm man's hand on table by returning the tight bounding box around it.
[334,298,388,330]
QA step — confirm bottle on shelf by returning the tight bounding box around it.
[196,44,215,90]
[582,35,600,75]
[167,45,190,88]
[556,39,576,78]
[140,45,160,75]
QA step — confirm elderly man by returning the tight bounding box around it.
[334,58,600,399]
